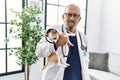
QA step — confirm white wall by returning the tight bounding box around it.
[86,0,102,52]
[100,0,120,53]
[87,0,120,53]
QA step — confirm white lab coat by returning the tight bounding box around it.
[35,25,91,80]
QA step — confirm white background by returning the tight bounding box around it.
[87,0,120,53]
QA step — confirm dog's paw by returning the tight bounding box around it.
[58,63,70,68]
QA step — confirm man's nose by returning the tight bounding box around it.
[69,15,74,20]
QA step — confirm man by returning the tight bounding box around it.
[35,4,91,80]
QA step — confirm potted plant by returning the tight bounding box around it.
[7,6,44,80]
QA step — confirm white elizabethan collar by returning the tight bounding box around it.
[45,25,61,34]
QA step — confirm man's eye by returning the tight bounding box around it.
[68,14,72,17]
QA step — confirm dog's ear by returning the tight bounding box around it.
[45,29,52,37]
[44,33,48,37]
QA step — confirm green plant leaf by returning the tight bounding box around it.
[7,5,44,66]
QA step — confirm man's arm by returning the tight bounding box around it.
[35,37,55,57]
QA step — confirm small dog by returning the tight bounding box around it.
[41,29,73,70]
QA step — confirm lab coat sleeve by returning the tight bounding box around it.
[35,37,56,57]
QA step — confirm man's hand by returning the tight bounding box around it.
[55,33,68,48]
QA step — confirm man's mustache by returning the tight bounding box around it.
[68,20,75,24]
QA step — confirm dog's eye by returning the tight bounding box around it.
[51,30,57,33]
[53,38,57,39]
[53,32,57,34]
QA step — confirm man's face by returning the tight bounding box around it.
[62,6,81,31]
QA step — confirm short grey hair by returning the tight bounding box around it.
[64,4,81,15]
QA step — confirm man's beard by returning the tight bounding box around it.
[64,20,77,31]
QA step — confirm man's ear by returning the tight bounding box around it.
[78,17,82,22]
[62,14,64,20]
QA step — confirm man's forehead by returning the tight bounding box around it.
[64,5,80,14]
